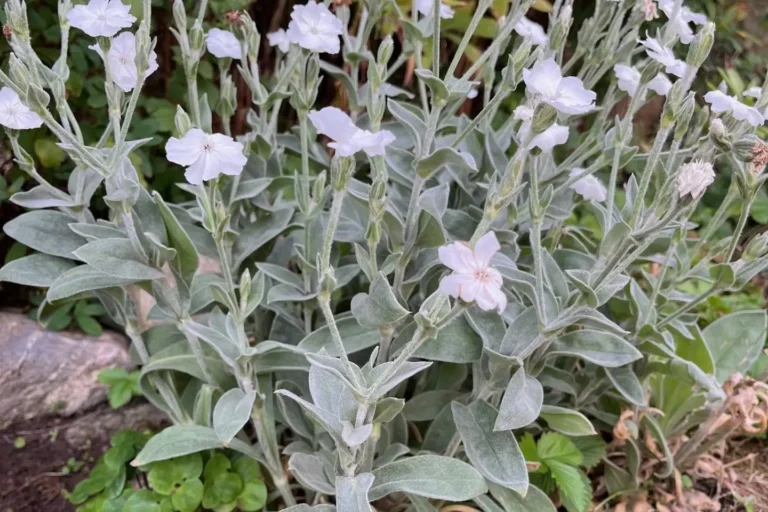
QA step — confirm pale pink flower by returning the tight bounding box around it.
[438,232,507,313]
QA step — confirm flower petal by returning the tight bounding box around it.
[473,231,500,268]
[438,242,474,273]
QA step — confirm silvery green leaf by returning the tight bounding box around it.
[182,319,240,364]
[288,453,336,494]
[3,210,84,259]
[354,244,373,281]
[319,61,359,106]
[369,455,487,501]
[0,254,77,287]
[539,405,596,436]
[495,367,543,431]
[375,443,411,467]
[310,363,358,424]
[487,482,557,512]
[484,132,509,177]
[243,269,266,317]
[154,192,199,288]
[367,360,432,399]
[306,351,366,392]
[74,238,165,280]
[334,264,361,290]
[277,383,315,440]
[275,389,344,443]
[379,251,401,276]
[140,341,235,391]
[233,207,295,268]
[594,273,630,306]
[47,265,139,302]
[566,269,598,307]
[193,384,215,427]
[414,68,449,102]
[550,329,642,367]
[422,403,456,453]
[68,223,126,241]
[628,280,656,328]
[466,307,507,352]
[132,425,264,466]
[234,178,272,202]
[403,391,463,422]
[702,310,767,384]
[257,262,304,289]
[416,147,478,179]
[499,307,540,358]
[542,250,570,304]
[452,400,528,494]
[373,397,405,423]
[283,506,336,512]
[341,421,373,447]
[538,366,580,396]
[299,314,380,355]
[336,474,374,512]
[68,165,104,205]
[384,146,416,187]
[641,415,674,478]
[545,306,628,336]
[11,185,77,208]
[134,188,168,245]
[605,366,646,406]
[189,274,222,314]
[387,99,425,151]
[600,221,631,258]
[416,315,483,363]
[267,284,318,303]
[213,388,257,445]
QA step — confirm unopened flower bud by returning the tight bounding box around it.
[175,105,191,136]
[743,232,768,261]
[239,268,251,309]
[319,267,336,298]
[686,22,715,69]
[295,171,311,215]
[331,155,355,191]
[532,104,557,134]
[673,93,695,140]
[377,36,394,67]
[172,0,187,32]
[312,170,327,201]
[734,134,759,162]
[8,54,30,92]
[709,118,732,152]
[26,83,49,110]
[189,22,205,54]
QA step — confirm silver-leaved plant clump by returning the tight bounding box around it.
[2,0,768,510]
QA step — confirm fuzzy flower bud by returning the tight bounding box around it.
[377,36,394,67]
[709,118,732,152]
[331,155,355,191]
[676,160,715,199]
[734,134,759,163]
[175,105,191,136]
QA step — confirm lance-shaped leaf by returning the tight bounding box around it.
[47,265,139,302]
[3,210,85,259]
[288,452,336,494]
[213,388,257,445]
[550,329,642,367]
[487,482,558,512]
[539,405,596,436]
[0,254,77,287]
[452,400,528,494]
[336,474,374,512]
[351,273,409,328]
[74,238,165,280]
[154,191,199,287]
[132,425,264,466]
[495,367,543,431]
[299,314,380,355]
[605,365,646,406]
[369,455,487,501]
[415,147,478,179]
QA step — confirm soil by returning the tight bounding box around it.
[0,402,165,512]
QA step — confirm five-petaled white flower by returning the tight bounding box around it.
[66,0,136,38]
[286,1,343,54]
[676,160,714,199]
[165,129,247,185]
[416,0,454,19]
[658,0,707,44]
[569,168,607,202]
[438,231,507,313]
[90,32,158,92]
[528,124,569,152]
[523,58,596,115]
[744,86,762,99]
[0,87,43,130]
[309,107,395,157]
[206,28,241,59]
[267,29,291,53]
[614,65,673,97]
[639,37,687,78]
[514,17,548,46]
[704,90,764,127]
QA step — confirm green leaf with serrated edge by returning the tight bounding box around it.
[369,455,487,501]
[495,367,543,431]
[452,400,528,494]
[537,432,583,466]
[548,461,590,512]
[570,436,606,469]
[0,254,77,287]
[539,406,596,436]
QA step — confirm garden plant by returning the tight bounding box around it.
[1,0,768,510]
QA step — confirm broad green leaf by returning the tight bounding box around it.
[299,314,380,355]
[550,330,642,367]
[539,406,596,436]
[495,367,543,431]
[0,254,77,287]
[537,432,582,466]
[213,388,257,445]
[702,310,768,383]
[132,425,263,466]
[570,436,607,469]
[233,208,294,268]
[74,238,165,280]
[47,265,138,302]
[605,366,646,406]
[547,461,590,512]
[3,210,85,259]
[172,478,203,512]
[403,390,463,422]
[370,455,487,501]
[351,273,409,327]
[452,400,528,494]
[336,474,374,512]
[154,191,199,286]
[237,480,268,511]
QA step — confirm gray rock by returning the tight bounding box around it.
[0,311,132,428]
[63,402,167,447]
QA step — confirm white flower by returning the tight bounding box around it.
[614,64,642,97]
[528,124,569,152]
[467,88,478,99]
[416,0,454,19]
[165,129,247,185]
[89,32,158,92]
[676,160,714,199]
[569,168,607,201]
[514,17,548,46]
[286,1,343,54]
[206,28,240,59]
[704,90,764,127]
[523,58,596,115]
[648,73,673,96]
[639,37,687,78]
[658,0,707,44]
[438,231,507,313]
[744,86,762,99]
[66,0,136,38]
[308,107,395,157]
[267,29,291,53]
[0,87,43,130]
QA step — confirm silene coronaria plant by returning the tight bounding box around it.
[2,0,768,510]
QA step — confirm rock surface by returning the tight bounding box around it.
[0,311,133,428]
